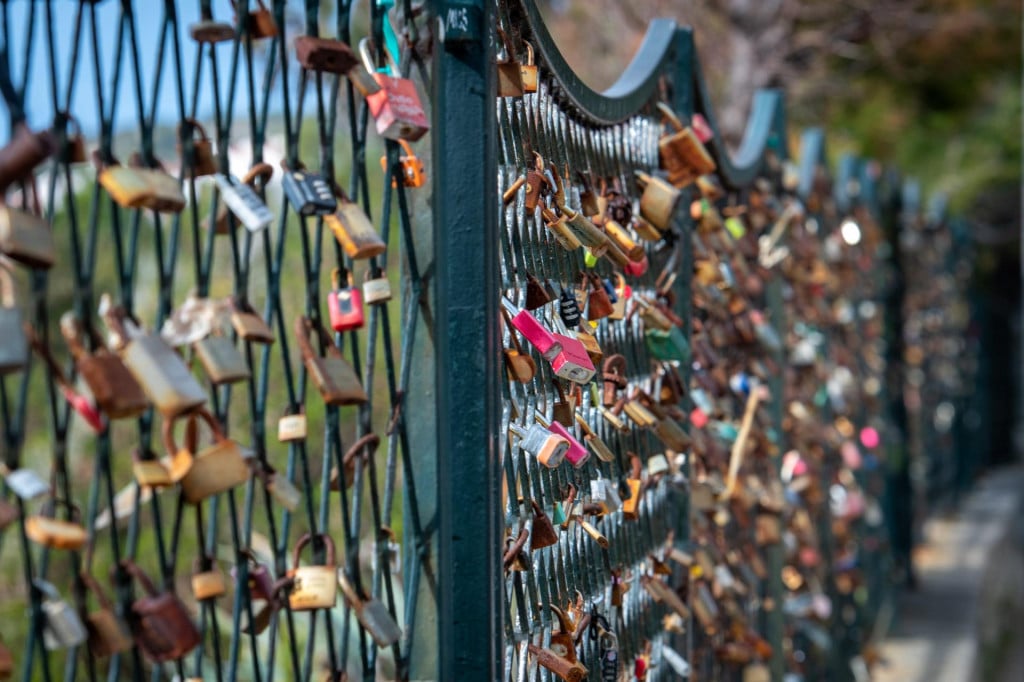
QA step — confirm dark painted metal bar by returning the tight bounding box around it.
[432,1,503,680]
[797,128,827,201]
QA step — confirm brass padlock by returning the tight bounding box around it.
[540,203,582,251]
[191,557,227,601]
[296,35,358,74]
[239,0,277,39]
[657,102,716,188]
[179,118,217,178]
[230,296,275,344]
[60,312,148,418]
[35,579,88,651]
[132,448,174,488]
[635,170,681,231]
[0,123,56,191]
[363,269,392,305]
[190,8,236,43]
[278,406,307,442]
[0,206,56,269]
[604,219,644,262]
[520,42,538,93]
[326,196,385,260]
[100,154,186,213]
[81,572,133,657]
[194,331,251,384]
[294,315,368,406]
[105,305,206,417]
[496,28,524,97]
[338,569,401,648]
[25,499,87,550]
[168,408,249,504]
[0,262,27,374]
[287,533,338,611]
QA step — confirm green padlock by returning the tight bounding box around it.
[645,326,690,363]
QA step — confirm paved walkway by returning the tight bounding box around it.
[873,465,1024,682]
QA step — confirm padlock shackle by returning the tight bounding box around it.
[118,559,160,597]
[161,407,225,460]
[80,571,116,612]
[179,117,210,142]
[292,531,335,568]
[357,37,398,76]
[293,315,343,362]
[241,162,274,186]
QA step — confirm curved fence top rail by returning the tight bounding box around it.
[511,0,678,125]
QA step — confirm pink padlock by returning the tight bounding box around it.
[547,421,590,469]
[623,253,649,277]
[501,299,595,384]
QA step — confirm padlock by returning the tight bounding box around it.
[240,601,275,636]
[99,157,186,213]
[657,103,716,187]
[295,35,359,74]
[230,296,275,344]
[190,9,236,43]
[500,299,595,384]
[604,219,644,262]
[524,273,551,310]
[541,204,583,251]
[622,455,643,520]
[35,580,87,650]
[60,312,147,418]
[191,557,227,600]
[327,268,365,332]
[645,326,690,364]
[265,466,302,512]
[496,27,525,97]
[549,605,578,662]
[239,0,277,39]
[348,59,383,98]
[23,323,102,432]
[0,123,56,191]
[233,549,275,602]
[520,41,538,92]
[326,195,386,259]
[597,625,620,680]
[25,504,87,550]
[178,118,217,177]
[590,477,621,514]
[558,287,581,328]
[636,296,673,331]
[120,559,201,662]
[551,380,574,427]
[194,331,251,385]
[524,154,548,211]
[281,166,337,216]
[574,328,602,368]
[105,306,207,416]
[363,269,392,305]
[330,433,380,491]
[4,468,49,500]
[168,408,250,504]
[380,139,426,188]
[529,500,558,551]
[338,570,401,647]
[56,113,87,164]
[544,416,590,469]
[622,398,657,428]
[287,533,338,611]
[359,39,429,141]
[508,421,568,468]
[0,206,55,269]
[0,639,11,678]
[80,572,133,657]
[295,315,368,405]
[278,406,308,442]
[214,171,274,232]
[635,171,681,231]
[574,415,616,463]
[586,274,614,321]
[132,448,174,488]
[529,642,587,682]
[0,262,27,374]
[501,308,537,383]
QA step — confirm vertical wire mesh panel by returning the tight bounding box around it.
[492,2,692,679]
[0,2,436,680]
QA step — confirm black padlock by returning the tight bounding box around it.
[281,168,337,216]
[559,288,580,329]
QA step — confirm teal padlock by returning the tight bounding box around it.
[644,326,690,363]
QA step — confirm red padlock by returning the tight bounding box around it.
[327,268,364,332]
[359,39,429,142]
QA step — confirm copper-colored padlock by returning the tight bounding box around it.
[0,123,56,191]
[81,572,133,658]
[657,102,716,188]
[586,274,614,321]
[230,296,275,344]
[56,113,87,164]
[287,533,338,611]
[190,9,236,43]
[239,0,277,39]
[496,28,524,97]
[0,205,55,269]
[60,312,148,419]
[294,315,368,405]
[178,118,217,177]
[337,569,402,648]
[295,35,359,74]
[529,500,558,551]
[120,559,201,663]
[528,642,587,682]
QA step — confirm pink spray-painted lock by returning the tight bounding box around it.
[547,420,590,468]
[502,298,560,356]
[62,385,103,432]
[502,299,595,384]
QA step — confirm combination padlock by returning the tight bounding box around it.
[328,268,365,332]
[214,170,274,232]
[508,421,568,468]
[281,167,337,216]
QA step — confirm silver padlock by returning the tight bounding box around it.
[5,468,50,500]
[508,422,568,468]
[214,173,274,232]
[36,579,88,650]
[338,571,402,648]
[362,271,392,305]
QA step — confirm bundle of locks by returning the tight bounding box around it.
[0,1,433,680]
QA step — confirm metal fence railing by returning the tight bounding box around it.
[0,1,984,681]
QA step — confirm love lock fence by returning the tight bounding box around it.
[0,1,979,682]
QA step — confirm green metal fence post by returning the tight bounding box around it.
[431,2,503,679]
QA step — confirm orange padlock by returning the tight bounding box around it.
[380,139,425,188]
